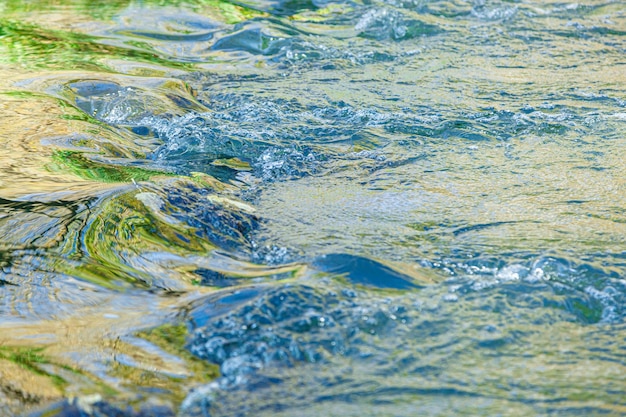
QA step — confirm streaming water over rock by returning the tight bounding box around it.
[0,0,625,415]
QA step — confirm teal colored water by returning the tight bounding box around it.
[0,0,625,415]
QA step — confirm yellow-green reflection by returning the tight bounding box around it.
[0,344,118,413]
[116,324,220,403]
[1,0,266,24]
[0,19,190,72]
[49,150,173,183]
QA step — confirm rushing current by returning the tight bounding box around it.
[0,0,625,416]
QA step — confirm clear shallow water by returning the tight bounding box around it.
[0,0,625,415]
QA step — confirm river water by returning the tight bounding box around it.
[0,0,625,416]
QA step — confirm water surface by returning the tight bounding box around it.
[0,0,625,415]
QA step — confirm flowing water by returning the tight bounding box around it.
[0,0,625,415]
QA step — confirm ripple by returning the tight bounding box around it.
[181,257,626,416]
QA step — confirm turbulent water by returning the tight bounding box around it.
[0,0,625,416]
